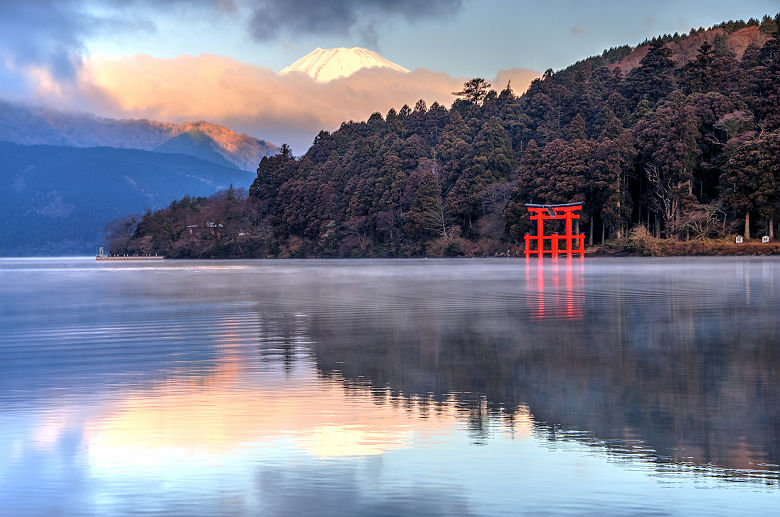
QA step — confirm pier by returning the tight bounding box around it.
[96,247,164,260]
[96,255,164,261]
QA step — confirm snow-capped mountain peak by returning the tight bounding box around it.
[279,47,409,82]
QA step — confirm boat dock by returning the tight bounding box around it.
[96,255,164,261]
[96,247,163,260]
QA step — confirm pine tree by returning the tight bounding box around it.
[624,39,676,104]
[721,132,779,239]
[452,78,492,105]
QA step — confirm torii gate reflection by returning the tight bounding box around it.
[525,256,585,320]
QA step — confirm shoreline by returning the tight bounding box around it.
[107,247,780,259]
[7,239,780,260]
[587,237,780,257]
[3,252,780,261]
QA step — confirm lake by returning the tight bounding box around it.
[0,257,778,516]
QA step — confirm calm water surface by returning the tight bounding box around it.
[0,257,778,516]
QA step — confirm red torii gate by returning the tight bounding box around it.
[524,203,585,258]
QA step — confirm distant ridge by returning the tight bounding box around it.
[0,141,254,256]
[0,102,278,171]
[279,47,409,82]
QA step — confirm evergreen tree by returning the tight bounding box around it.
[403,161,448,239]
[633,93,701,237]
[683,41,715,93]
[721,132,779,239]
[452,78,492,105]
[567,113,587,141]
[504,140,541,239]
[593,106,624,140]
[624,39,676,104]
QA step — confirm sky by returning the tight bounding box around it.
[0,0,777,151]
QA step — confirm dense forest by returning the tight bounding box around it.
[112,15,780,258]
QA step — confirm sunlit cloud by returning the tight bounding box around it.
[70,54,539,151]
[0,0,534,151]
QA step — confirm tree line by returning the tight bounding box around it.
[112,15,780,258]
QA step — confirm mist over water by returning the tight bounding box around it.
[1,257,778,516]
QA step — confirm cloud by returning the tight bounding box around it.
[0,1,233,85]
[0,2,97,81]
[73,54,538,152]
[569,26,583,36]
[249,0,463,45]
[0,0,529,153]
[1,0,464,102]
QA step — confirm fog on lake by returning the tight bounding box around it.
[0,257,778,516]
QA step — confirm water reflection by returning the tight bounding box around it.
[1,257,778,516]
[525,257,585,320]
[84,364,463,463]
[249,258,779,483]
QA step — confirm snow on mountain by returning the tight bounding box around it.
[279,47,409,82]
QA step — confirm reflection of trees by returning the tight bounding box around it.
[256,263,779,483]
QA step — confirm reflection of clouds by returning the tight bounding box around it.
[56,311,535,470]
[299,425,410,458]
[78,351,534,468]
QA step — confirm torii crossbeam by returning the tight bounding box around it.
[524,202,585,258]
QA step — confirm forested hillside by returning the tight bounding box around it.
[115,15,780,258]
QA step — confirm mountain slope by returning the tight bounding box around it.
[609,25,772,75]
[154,129,236,169]
[0,141,254,256]
[0,102,278,171]
[279,47,409,82]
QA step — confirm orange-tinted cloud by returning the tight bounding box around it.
[74,54,539,152]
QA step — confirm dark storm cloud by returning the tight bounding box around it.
[0,2,98,80]
[249,0,463,43]
[0,0,231,82]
